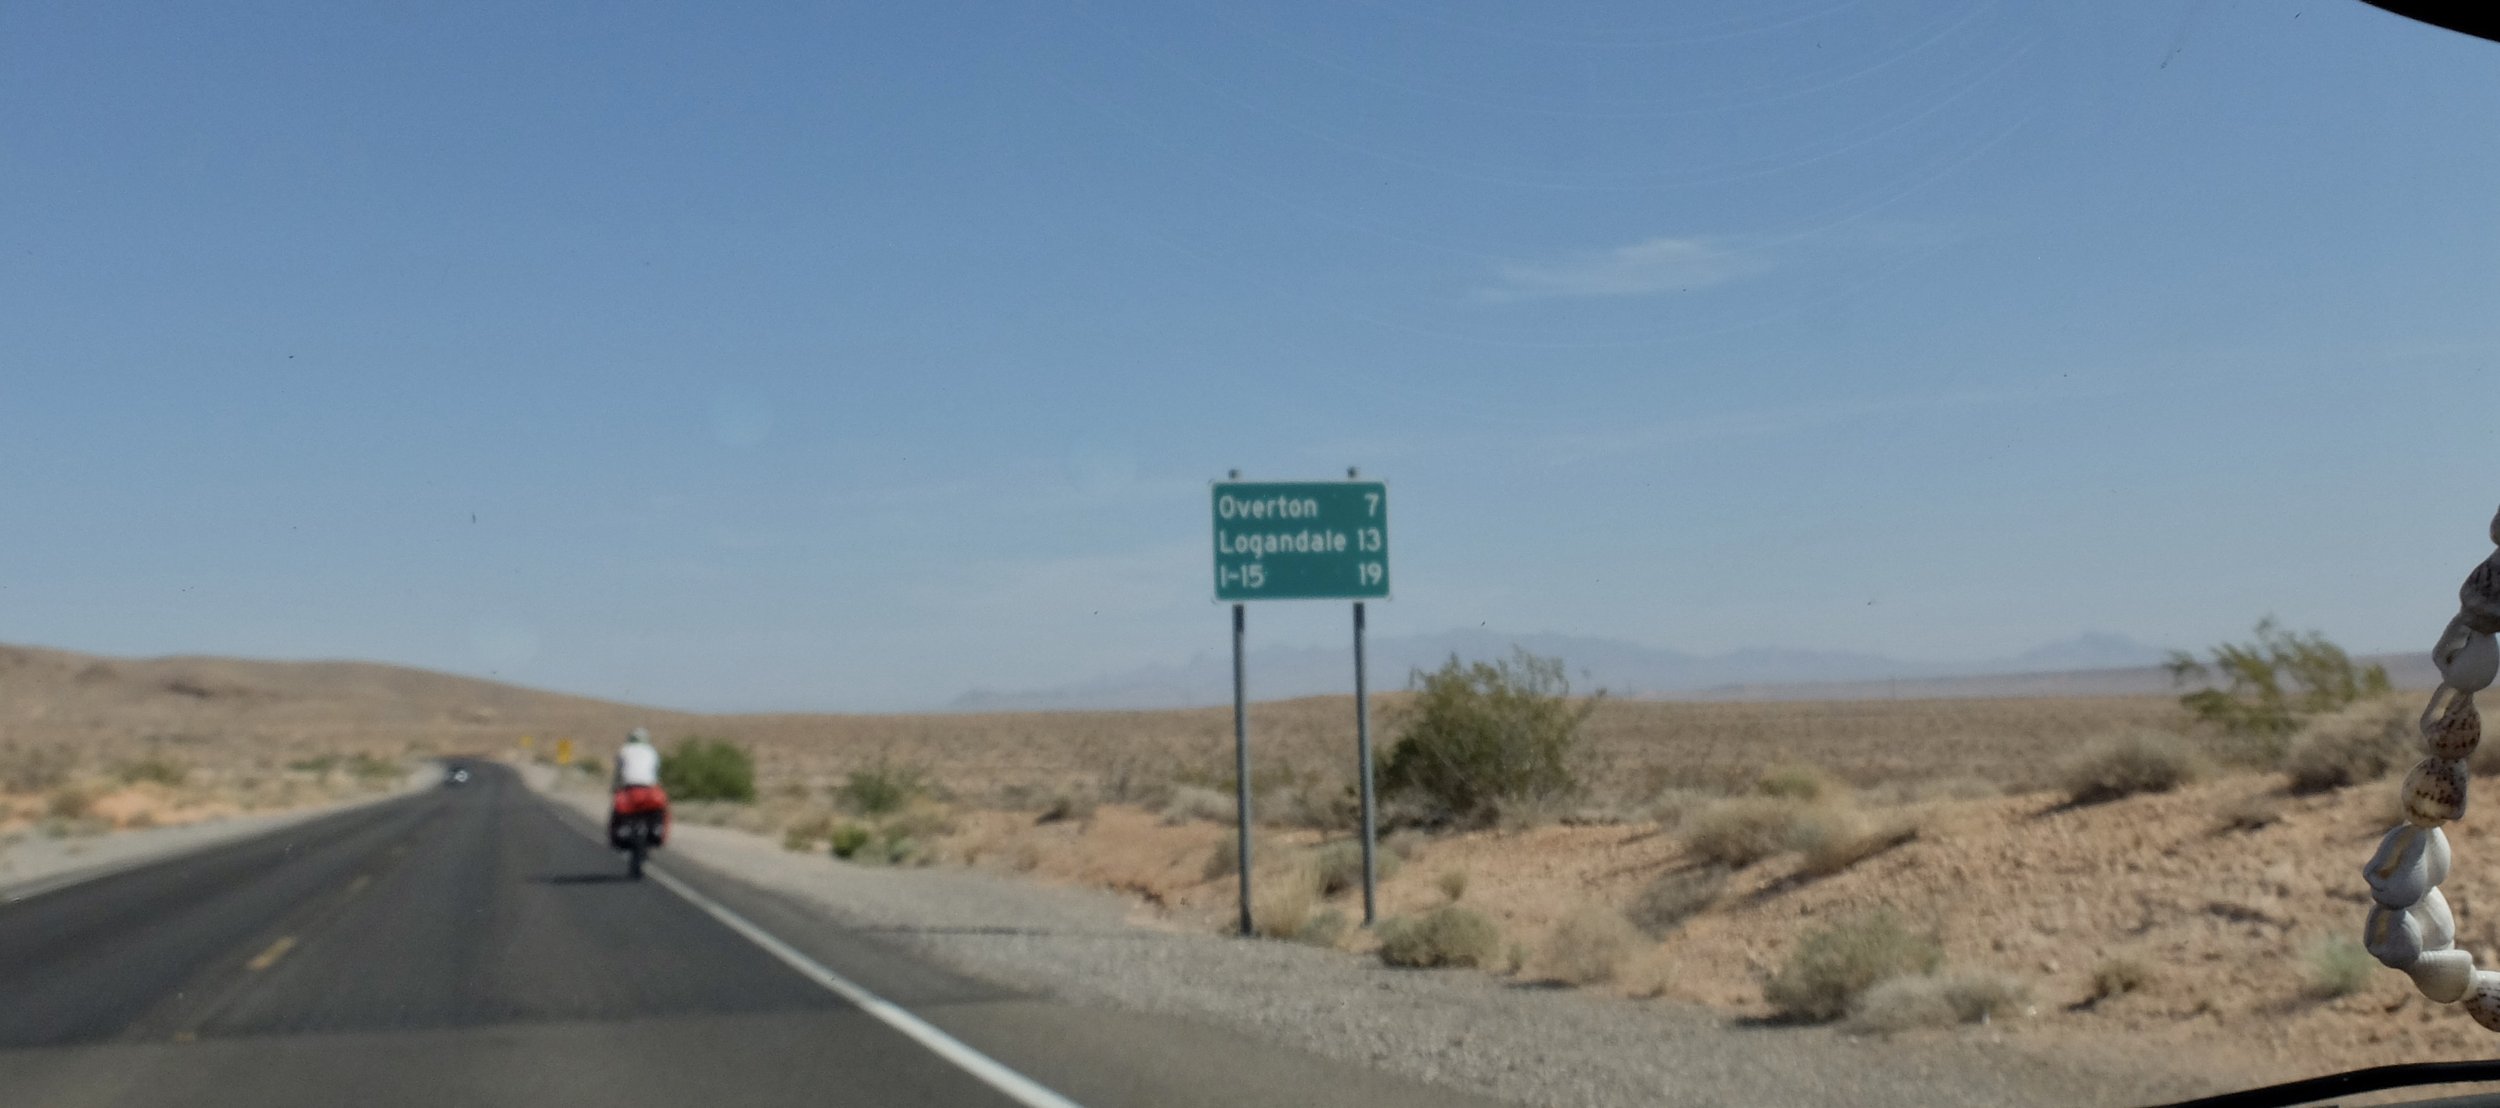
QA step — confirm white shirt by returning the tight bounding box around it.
[615,742,661,787]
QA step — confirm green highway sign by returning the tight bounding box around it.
[1211,480,1388,601]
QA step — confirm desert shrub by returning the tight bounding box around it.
[1683,796,1806,869]
[2168,618,2391,754]
[1436,869,1469,903]
[1792,808,1918,877]
[662,738,756,803]
[1643,787,1718,830]
[1626,866,1727,938]
[2216,792,2283,833]
[1541,904,1643,986]
[46,785,94,820]
[2058,732,2204,806]
[1161,785,1234,826]
[1380,650,1599,827]
[1376,905,1501,969]
[346,753,402,783]
[1205,835,1246,881]
[1312,840,1400,897]
[1756,763,1843,802]
[286,755,339,775]
[3,745,75,793]
[2283,698,2411,794]
[1253,870,1320,940]
[2091,957,2153,999]
[116,757,188,786]
[1036,792,1096,824]
[781,810,838,852]
[1848,971,2029,1033]
[840,760,926,817]
[1765,911,1943,1023]
[1295,908,1350,948]
[828,822,874,860]
[2306,935,2374,999]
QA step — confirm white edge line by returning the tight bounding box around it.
[634,851,1085,1108]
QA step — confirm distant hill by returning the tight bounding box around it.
[948,629,2188,711]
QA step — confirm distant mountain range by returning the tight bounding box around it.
[947,629,2220,711]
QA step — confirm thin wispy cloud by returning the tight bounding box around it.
[1479,236,1769,302]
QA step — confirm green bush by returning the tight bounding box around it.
[1765,911,1943,1023]
[663,738,757,803]
[1380,650,1599,827]
[841,760,926,817]
[2059,732,2204,807]
[1376,905,1502,969]
[828,822,874,860]
[2167,618,2390,750]
[1682,796,1806,869]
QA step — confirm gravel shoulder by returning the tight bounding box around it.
[0,764,440,902]
[529,770,2222,1108]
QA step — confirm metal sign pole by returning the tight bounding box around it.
[1354,598,1377,925]
[1232,599,1253,937]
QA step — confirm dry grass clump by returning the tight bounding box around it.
[2059,732,2205,806]
[2283,698,2411,794]
[1377,905,1502,969]
[1540,904,1644,986]
[1625,866,1727,938]
[1161,785,1233,825]
[2091,956,2153,1000]
[1435,869,1469,903]
[2216,792,2283,833]
[1311,840,1399,897]
[1755,763,1843,801]
[1848,970,2029,1033]
[1788,805,1918,877]
[1641,787,1719,830]
[1252,869,1320,941]
[1765,910,1943,1023]
[2305,935,2374,999]
[1683,796,1808,869]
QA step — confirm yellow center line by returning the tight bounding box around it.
[245,936,297,972]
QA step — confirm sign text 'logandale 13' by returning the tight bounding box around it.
[1210,480,1388,602]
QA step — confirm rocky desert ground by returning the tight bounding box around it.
[4,639,2476,1100]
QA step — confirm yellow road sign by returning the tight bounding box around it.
[555,738,574,765]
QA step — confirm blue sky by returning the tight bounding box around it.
[5,1,2498,711]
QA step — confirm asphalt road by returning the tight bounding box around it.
[0,763,1508,1108]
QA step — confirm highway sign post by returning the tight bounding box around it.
[1212,472,1391,934]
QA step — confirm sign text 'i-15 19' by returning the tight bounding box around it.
[1210,480,1388,601]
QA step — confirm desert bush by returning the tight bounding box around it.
[3,745,76,794]
[840,760,926,817]
[46,785,94,820]
[2168,618,2391,751]
[1380,650,1599,827]
[1541,904,1643,986]
[1376,905,1502,969]
[346,753,402,783]
[1683,796,1806,869]
[1205,836,1245,881]
[2217,792,2283,833]
[1036,791,1096,824]
[2058,732,2204,806]
[2091,956,2153,999]
[286,755,339,775]
[1643,787,1719,830]
[2306,935,2374,999]
[828,822,874,860]
[781,810,838,852]
[1161,785,1234,826]
[1626,866,1727,938]
[663,738,756,803]
[1295,908,1350,948]
[1436,869,1469,903]
[1253,869,1321,941]
[1848,970,2029,1033]
[116,757,188,786]
[2283,698,2411,794]
[1765,911,1944,1023]
[1312,840,1400,897]
[1792,808,1918,877]
[1756,763,1843,802]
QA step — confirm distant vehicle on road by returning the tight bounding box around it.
[442,765,470,786]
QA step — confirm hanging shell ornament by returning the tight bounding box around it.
[2365,507,2498,1023]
